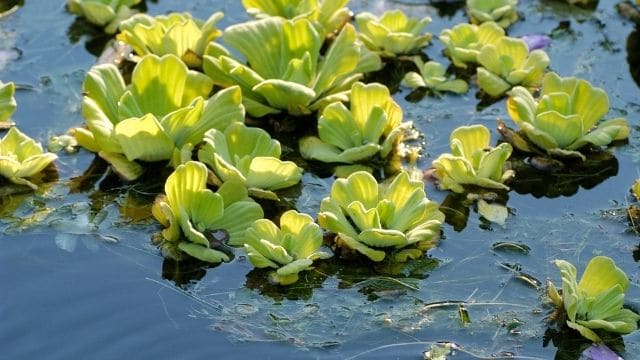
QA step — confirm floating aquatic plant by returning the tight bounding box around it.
[0,127,57,189]
[299,82,410,164]
[67,0,141,34]
[0,81,16,126]
[244,210,332,285]
[506,72,629,159]
[402,59,469,94]
[547,256,640,342]
[197,122,303,200]
[476,36,550,97]
[203,17,382,117]
[466,0,519,29]
[439,22,505,69]
[241,0,350,36]
[117,12,224,68]
[318,171,444,262]
[71,54,245,181]
[152,161,264,263]
[355,10,432,57]
[431,125,513,193]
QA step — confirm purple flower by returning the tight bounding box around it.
[521,34,551,50]
[581,344,623,360]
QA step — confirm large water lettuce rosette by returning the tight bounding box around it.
[355,10,432,57]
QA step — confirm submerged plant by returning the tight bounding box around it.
[67,0,141,34]
[432,125,513,193]
[299,82,410,164]
[197,122,303,199]
[318,171,444,262]
[243,210,332,285]
[71,54,245,181]
[547,256,640,342]
[355,10,432,57]
[402,59,469,94]
[117,12,224,68]
[0,127,57,189]
[241,0,350,36]
[439,22,505,69]
[152,161,264,263]
[476,36,549,97]
[506,72,629,159]
[0,81,16,125]
[466,0,519,29]
[203,17,382,117]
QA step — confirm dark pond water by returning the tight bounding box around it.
[2,0,640,359]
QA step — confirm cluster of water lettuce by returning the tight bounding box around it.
[57,0,639,331]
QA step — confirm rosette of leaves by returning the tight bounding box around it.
[476,36,550,97]
[0,127,58,189]
[152,161,264,263]
[318,171,445,262]
[506,72,629,159]
[402,58,469,95]
[0,81,16,127]
[67,0,141,34]
[117,12,224,69]
[71,54,246,181]
[243,210,332,285]
[203,17,382,118]
[547,256,640,342]
[299,82,410,164]
[355,10,432,57]
[431,125,513,193]
[439,22,505,69]
[241,0,350,36]
[197,122,303,200]
[466,0,519,29]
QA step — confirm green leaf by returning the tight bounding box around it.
[0,82,16,122]
[178,242,229,263]
[114,113,175,162]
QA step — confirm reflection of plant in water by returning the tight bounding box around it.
[355,10,432,57]
[439,191,510,231]
[66,0,142,34]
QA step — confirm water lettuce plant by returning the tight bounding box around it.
[432,125,513,193]
[439,22,505,69]
[197,122,303,199]
[547,256,640,342]
[318,171,444,262]
[0,81,16,125]
[152,161,264,263]
[117,12,224,68]
[243,210,332,285]
[506,72,629,159]
[355,10,432,57]
[476,36,550,97]
[203,17,382,117]
[402,59,469,94]
[466,0,519,29]
[299,82,409,164]
[241,0,350,36]
[71,54,245,181]
[0,127,58,189]
[67,0,141,34]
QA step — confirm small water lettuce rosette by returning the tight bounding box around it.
[547,256,640,342]
[243,210,332,285]
[476,36,550,97]
[67,0,141,34]
[299,82,410,164]
[506,72,629,159]
[0,127,58,189]
[117,12,224,69]
[241,0,350,36]
[432,125,513,193]
[318,171,445,262]
[203,17,382,118]
[466,0,519,29]
[152,161,264,263]
[439,22,505,69]
[197,122,303,200]
[355,10,432,57]
[71,54,244,181]
[0,81,16,127]
[402,58,469,95]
